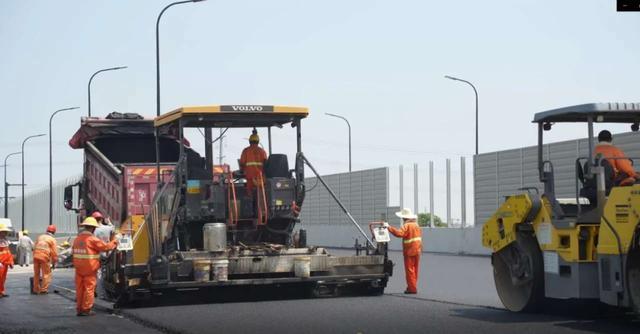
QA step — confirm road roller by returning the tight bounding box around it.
[482,103,640,314]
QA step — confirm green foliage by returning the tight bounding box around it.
[418,213,446,227]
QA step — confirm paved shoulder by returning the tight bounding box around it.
[0,269,159,334]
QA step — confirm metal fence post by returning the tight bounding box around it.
[413,163,418,215]
[446,158,451,226]
[461,156,466,229]
[399,165,404,210]
[429,161,434,226]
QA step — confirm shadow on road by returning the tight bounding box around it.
[450,300,639,334]
[119,283,381,309]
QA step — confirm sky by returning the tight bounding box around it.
[1,0,639,224]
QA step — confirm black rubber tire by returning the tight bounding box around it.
[492,232,545,312]
[627,246,640,316]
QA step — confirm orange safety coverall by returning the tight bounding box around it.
[0,239,13,296]
[595,143,637,183]
[72,231,117,314]
[32,233,57,293]
[240,144,268,194]
[388,221,422,293]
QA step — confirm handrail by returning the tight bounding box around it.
[259,173,268,225]
[226,173,238,225]
[146,156,182,257]
[226,173,233,225]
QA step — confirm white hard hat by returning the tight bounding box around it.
[395,208,417,220]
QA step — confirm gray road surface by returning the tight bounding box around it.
[332,248,502,307]
[3,251,640,334]
[0,266,159,334]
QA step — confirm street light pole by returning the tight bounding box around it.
[49,107,79,226]
[325,113,352,172]
[155,0,206,182]
[445,75,479,227]
[444,75,479,155]
[156,0,206,118]
[21,134,45,232]
[88,66,128,117]
[3,152,21,218]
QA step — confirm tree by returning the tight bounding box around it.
[418,213,446,227]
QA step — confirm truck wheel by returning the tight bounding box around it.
[492,231,545,312]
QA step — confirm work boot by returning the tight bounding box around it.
[0,294,9,298]
[77,311,96,317]
[404,290,417,294]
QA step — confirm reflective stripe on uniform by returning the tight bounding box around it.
[403,237,422,244]
[73,254,100,260]
[245,162,263,166]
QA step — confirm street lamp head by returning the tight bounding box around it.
[444,75,460,81]
[107,66,128,71]
[60,107,80,112]
[192,0,206,2]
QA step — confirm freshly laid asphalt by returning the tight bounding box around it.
[0,265,159,334]
[1,250,639,334]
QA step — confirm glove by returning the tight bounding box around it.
[382,222,389,228]
[8,264,13,269]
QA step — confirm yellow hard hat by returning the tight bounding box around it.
[80,217,99,228]
[62,241,70,247]
[249,133,259,143]
[0,224,11,232]
[23,230,29,235]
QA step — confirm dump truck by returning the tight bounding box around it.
[65,106,393,303]
[482,103,640,314]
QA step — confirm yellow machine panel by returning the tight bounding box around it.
[482,194,533,252]
[121,215,150,265]
[597,185,640,256]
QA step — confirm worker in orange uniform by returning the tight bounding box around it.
[385,208,422,294]
[239,129,268,195]
[72,217,118,316]
[0,223,14,298]
[33,225,58,294]
[595,130,640,186]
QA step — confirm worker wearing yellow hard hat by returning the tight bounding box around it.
[72,216,118,316]
[239,128,268,196]
[0,224,14,297]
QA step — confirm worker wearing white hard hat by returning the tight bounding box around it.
[384,208,422,294]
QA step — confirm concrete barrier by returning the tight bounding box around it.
[299,224,490,256]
